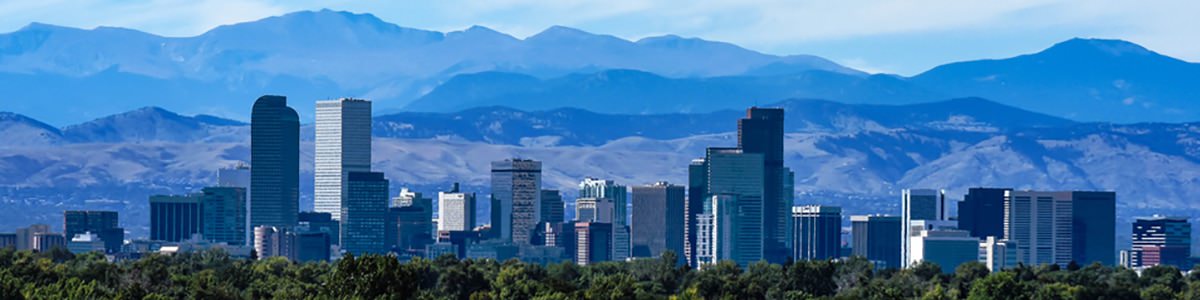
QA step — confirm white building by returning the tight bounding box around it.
[314,98,372,221]
[438,184,476,232]
[1005,191,1073,267]
[908,228,978,273]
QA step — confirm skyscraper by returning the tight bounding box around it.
[388,191,433,254]
[341,171,389,255]
[1004,191,1073,267]
[1131,216,1191,268]
[218,163,252,247]
[541,189,565,224]
[149,194,203,242]
[63,210,117,240]
[491,159,542,245]
[901,189,946,268]
[706,147,765,266]
[580,177,631,261]
[201,187,247,246]
[631,182,685,261]
[63,210,122,252]
[251,95,299,229]
[851,215,901,269]
[738,107,791,263]
[314,98,372,221]
[685,158,707,267]
[957,188,1009,240]
[1071,191,1115,266]
[439,183,477,233]
[792,205,841,261]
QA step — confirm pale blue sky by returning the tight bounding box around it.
[1,0,1197,75]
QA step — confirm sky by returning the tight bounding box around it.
[0,0,1197,75]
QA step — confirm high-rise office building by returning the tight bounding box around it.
[957,188,1009,240]
[792,205,842,261]
[218,163,251,246]
[575,197,614,223]
[1004,191,1073,267]
[706,147,765,267]
[251,95,299,229]
[298,212,339,246]
[737,107,791,263]
[631,182,685,261]
[1131,216,1191,268]
[575,222,613,266]
[314,98,372,221]
[491,159,542,245]
[1071,191,1115,266]
[580,177,630,261]
[439,183,477,233]
[686,158,707,267]
[901,189,946,268]
[541,190,565,224]
[63,210,122,253]
[150,194,203,242]
[201,187,247,246]
[63,210,118,241]
[387,192,433,254]
[341,171,389,255]
[851,215,902,269]
[908,228,979,273]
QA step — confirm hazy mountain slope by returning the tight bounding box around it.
[912,38,1200,123]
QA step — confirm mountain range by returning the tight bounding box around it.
[2,99,1200,235]
[2,10,1200,125]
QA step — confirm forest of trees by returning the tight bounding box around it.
[1,248,1199,299]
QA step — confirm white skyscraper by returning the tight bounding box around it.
[438,183,476,232]
[901,188,946,268]
[1004,190,1073,267]
[314,98,372,221]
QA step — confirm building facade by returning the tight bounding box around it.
[438,183,477,233]
[201,187,247,246]
[491,159,542,245]
[341,171,389,255]
[851,215,902,269]
[314,98,372,221]
[737,107,791,263]
[1004,191,1073,267]
[574,222,613,266]
[631,182,685,261]
[705,148,765,267]
[792,205,842,261]
[1131,216,1191,268]
[958,188,1009,240]
[250,95,300,229]
[150,194,203,242]
[541,189,565,224]
[901,189,946,268]
[1071,191,1116,266]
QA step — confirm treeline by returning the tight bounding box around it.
[1,248,1198,300]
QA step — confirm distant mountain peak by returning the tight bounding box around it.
[1042,38,1156,57]
[526,25,623,44]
